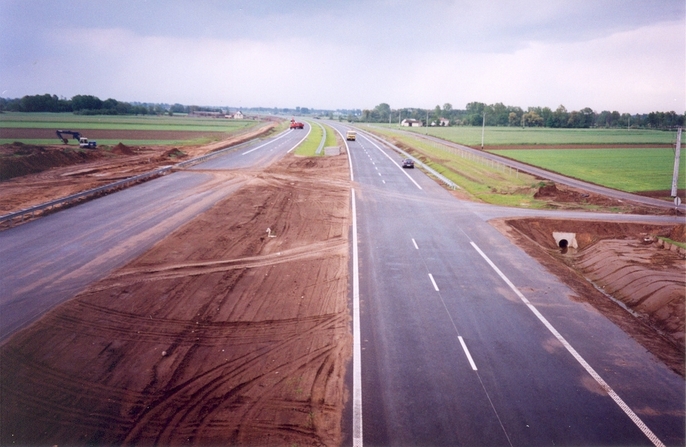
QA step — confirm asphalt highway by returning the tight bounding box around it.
[0,125,311,342]
[328,122,685,447]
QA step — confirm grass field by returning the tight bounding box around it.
[366,123,678,146]
[293,121,338,156]
[0,112,255,132]
[490,148,686,192]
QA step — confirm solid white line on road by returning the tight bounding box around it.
[412,238,419,250]
[287,127,312,153]
[242,129,291,155]
[360,134,423,190]
[332,127,354,182]
[470,241,665,447]
[459,336,478,370]
[352,189,363,447]
[429,273,439,291]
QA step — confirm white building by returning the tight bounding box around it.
[401,119,423,127]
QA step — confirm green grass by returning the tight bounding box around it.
[366,123,678,146]
[323,123,337,147]
[293,122,325,156]
[659,237,686,249]
[0,112,256,132]
[490,148,686,192]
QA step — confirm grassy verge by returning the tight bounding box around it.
[365,127,552,208]
[490,148,686,192]
[293,121,342,157]
[323,123,337,148]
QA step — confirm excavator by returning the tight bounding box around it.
[55,130,97,148]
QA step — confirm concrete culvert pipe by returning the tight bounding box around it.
[553,232,578,249]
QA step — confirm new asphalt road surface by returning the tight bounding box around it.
[327,122,685,447]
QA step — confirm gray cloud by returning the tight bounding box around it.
[0,0,683,112]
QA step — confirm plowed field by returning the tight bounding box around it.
[0,154,353,446]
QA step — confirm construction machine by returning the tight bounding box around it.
[56,130,97,148]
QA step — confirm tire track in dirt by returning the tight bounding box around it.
[0,153,352,446]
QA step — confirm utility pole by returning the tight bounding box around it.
[671,127,682,204]
[481,112,486,150]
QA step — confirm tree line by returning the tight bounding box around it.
[0,94,228,116]
[356,102,684,130]
[3,94,683,129]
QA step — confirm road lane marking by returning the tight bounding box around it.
[352,189,363,447]
[470,241,665,447]
[429,273,439,291]
[359,134,422,190]
[459,336,478,370]
[412,238,419,249]
[287,125,312,153]
[242,129,291,155]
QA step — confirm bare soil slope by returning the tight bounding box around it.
[0,153,352,446]
[494,218,685,375]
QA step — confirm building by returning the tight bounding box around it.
[401,118,423,127]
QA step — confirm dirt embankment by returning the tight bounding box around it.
[0,153,353,446]
[494,218,685,376]
[0,121,278,215]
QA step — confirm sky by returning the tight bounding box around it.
[0,0,684,113]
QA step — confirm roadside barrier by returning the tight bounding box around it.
[313,122,327,155]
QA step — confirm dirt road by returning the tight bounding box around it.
[0,153,352,446]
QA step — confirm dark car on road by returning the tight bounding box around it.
[402,158,414,168]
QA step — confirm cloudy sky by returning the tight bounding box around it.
[1,0,684,113]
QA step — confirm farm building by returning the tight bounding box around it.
[401,119,423,127]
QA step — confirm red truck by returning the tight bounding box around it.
[289,118,304,129]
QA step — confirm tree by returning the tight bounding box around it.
[521,111,543,127]
[508,112,519,127]
[551,105,568,128]
[375,103,391,122]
